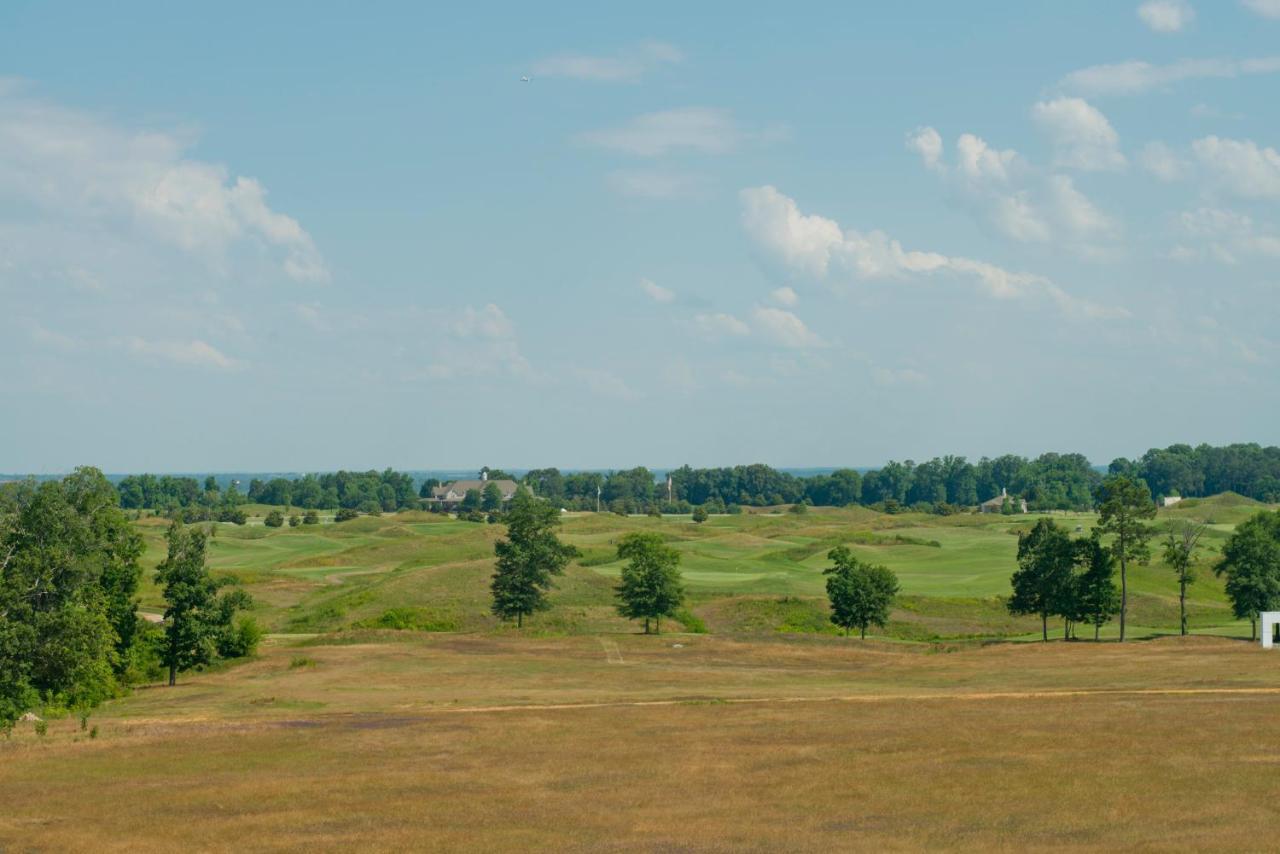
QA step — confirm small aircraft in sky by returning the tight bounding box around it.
[520,75,532,83]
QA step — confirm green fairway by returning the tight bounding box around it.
[124,494,1269,643]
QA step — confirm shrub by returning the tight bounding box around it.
[303,510,320,525]
[334,507,360,523]
[34,720,48,737]
[789,503,808,515]
[289,656,317,669]
[675,608,708,633]
[217,616,263,659]
[218,506,248,525]
[264,510,284,528]
[288,514,301,527]
[692,506,709,524]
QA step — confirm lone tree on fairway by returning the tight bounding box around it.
[490,490,577,628]
[691,505,708,524]
[1007,518,1075,641]
[1073,534,1120,641]
[1096,475,1156,642]
[614,532,685,634]
[823,546,899,638]
[1215,511,1280,640]
[155,523,252,686]
[481,482,504,512]
[1163,520,1206,636]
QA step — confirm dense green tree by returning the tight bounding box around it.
[288,514,301,528]
[823,546,899,638]
[1008,518,1075,641]
[460,489,482,512]
[0,469,142,729]
[489,491,578,627]
[1096,475,1156,642]
[264,509,284,528]
[482,482,504,512]
[1163,521,1206,636]
[614,532,685,634]
[418,478,441,499]
[1215,511,1280,640]
[1073,535,1120,641]
[691,505,709,524]
[302,510,320,525]
[334,507,359,522]
[154,523,253,686]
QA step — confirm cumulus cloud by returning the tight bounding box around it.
[1173,207,1280,263]
[640,277,675,303]
[1139,141,1190,181]
[694,312,750,337]
[123,337,240,370]
[531,41,682,82]
[905,126,1115,248]
[1191,136,1280,199]
[0,85,327,283]
[770,285,798,306]
[740,185,1126,319]
[1137,0,1195,33]
[1031,98,1127,172]
[1242,0,1280,18]
[751,307,824,348]
[423,304,531,380]
[905,126,943,171]
[1060,56,1280,96]
[580,107,779,157]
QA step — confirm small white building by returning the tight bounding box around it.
[1161,495,1184,508]
[1262,612,1280,649]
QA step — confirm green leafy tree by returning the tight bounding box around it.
[823,546,899,638]
[334,507,359,522]
[614,533,685,634]
[691,506,709,524]
[264,509,284,528]
[1007,518,1074,641]
[303,510,320,525]
[155,523,253,686]
[288,514,301,528]
[0,469,142,730]
[1096,475,1156,642]
[481,482,504,512]
[1163,521,1206,636]
[489,491,578,627]
[460,489,482,512]
[1073,535,1120,640]
[1215,511,1280,640]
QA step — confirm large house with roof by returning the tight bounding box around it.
[426,473,519,508]
[979,487,1027,514]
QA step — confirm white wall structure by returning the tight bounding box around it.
[1263,612,1280,649]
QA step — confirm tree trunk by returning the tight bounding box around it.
[1042,614,1048,642]
[1251,618,1257,641]
[1179,581,1187,636]
[1064,621,1070,640]
[655,616,661,635]
[1119,551,1128,643]
[168,661,176,687]
[860,625,866,639]
[517,612,522,629]
[1094,623,1100,642]
[844,626,849,637]
[644,617,650,635]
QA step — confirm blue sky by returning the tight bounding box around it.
[2,0,1278,473]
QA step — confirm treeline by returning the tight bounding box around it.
[0,469,256,731]
[107,443,1280,515]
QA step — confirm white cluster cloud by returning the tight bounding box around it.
[0,86,327,283]
[905,127,1116,249]
[770,286,798,306]
[425,304,531,380]
[581,107,744,157]
[751,307,823,348]
[1242,0,1280,19]
[1191,136,1280,199]
[740,185,1126,319]
[1137,0,1195,33]
[640,277,675,303]
[1172,207,1280,263]
[123,337,240,371]
[1031,98,1127,172]
[694,312,750,337]
[532,41,682,82]
[1138,141,1190,181]
[1061,56,1280,96]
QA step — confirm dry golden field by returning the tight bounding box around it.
[4,632,1280,851]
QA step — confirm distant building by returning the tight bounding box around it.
[980,487,1027,514]
[427,471,519,508]
[1161,495,1184,508]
